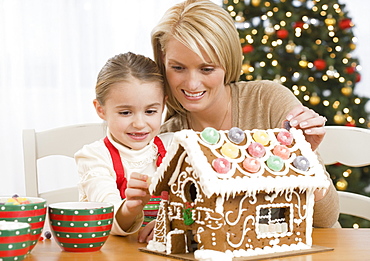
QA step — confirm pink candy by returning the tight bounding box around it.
[247,142,266,158]
[212,158,231,174]
[242,157,260,173]
[273,145,290,160]
[277,130,293,145]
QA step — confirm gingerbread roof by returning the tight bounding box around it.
[150,128,330,199]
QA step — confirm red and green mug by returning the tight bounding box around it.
[0,197,47,252]
[48,202,114,252]
[0,221,31,261]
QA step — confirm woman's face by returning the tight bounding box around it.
[163,38,227,114]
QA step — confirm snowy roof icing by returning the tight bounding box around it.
[150,128,330,199]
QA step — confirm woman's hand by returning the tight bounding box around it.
[138,219,156,243]
[285,105,327,151]
[314,188,327,202]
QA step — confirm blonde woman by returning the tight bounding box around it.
[139,0,339,243]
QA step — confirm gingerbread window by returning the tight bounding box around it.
[256,205,291,236]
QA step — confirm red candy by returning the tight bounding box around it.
[212,158,231,174]
[277,130,293,145]
[242,157,261,173]
[273,145,290,160]
[247,142,266,158]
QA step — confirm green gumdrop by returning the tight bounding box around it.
[183,208,195,225]
[266,155,284,171]
[201,127,220,144]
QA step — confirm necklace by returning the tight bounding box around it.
[188,96,231,131]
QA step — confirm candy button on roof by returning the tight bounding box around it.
[201,127,220,144]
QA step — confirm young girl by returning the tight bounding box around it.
[75,52,172,236]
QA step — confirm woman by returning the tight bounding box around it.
[139,0,339,242]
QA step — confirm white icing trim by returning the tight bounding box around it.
[148,127,327,260]
[151,128,329,199]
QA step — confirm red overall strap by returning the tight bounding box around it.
[154,136,166,166]
[104,136,167,199]
[104,137,127,199]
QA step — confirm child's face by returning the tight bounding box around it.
[95,77,165,150]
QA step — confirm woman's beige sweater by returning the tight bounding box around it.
[160,80,339,228]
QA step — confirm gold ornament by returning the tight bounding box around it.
[325,17,336,26]
[336,178,348,191]
[286,41,296,53]
[251,0,261,7]
[341,86,353,96]
[349,43,356,50]
[242,63,252,74]
[299,60,308,68]
[309,93,321,105]
[299,55,308,68]
[264,25,275,35]
[334,111,346,124]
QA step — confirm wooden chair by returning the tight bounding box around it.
[317,125,370,222]
[23,123,106,204]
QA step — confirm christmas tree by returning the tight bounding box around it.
[222,0,370,228]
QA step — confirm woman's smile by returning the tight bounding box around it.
[182,90,206,99]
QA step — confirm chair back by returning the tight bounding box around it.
[23,123,106,204]
[317,126,370,221]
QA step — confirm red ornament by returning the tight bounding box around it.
[313,59,327,71]
[293,21,305,29]
[242,44,254,54]
[339,18,353,30]
[345,122,356,127]
[345,66,356,74]
[356,73,361,82]
[276,29,289,39]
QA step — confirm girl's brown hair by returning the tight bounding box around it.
[96,52,163,105]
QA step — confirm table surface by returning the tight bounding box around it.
[25,228,370,261]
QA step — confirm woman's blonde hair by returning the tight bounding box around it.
[96,52,163,105]
[151,0,242,117]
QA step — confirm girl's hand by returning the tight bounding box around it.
[138,220,156,243]
[285,105,327,151]
[124,172,151,215]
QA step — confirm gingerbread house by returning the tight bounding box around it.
[147,127,329,260]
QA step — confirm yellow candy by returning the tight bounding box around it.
[5,198,20,205]
[221,142,239,159]
[17,197,28,203]
[6,197,31,205]
[252,130,270,146]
